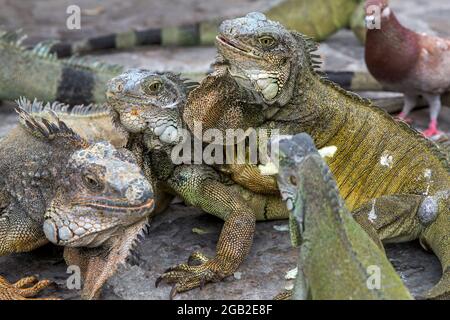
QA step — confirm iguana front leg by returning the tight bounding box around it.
[156,165,259,298]
[0,196,49,255]
[157,165,289,297]
[0,275,57,300]
[0,199,56,300]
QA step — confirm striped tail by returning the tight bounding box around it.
[49,20,221,58]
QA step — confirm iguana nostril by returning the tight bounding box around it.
[125,178,153,204]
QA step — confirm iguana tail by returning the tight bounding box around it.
[0,30,123,105]
[49,21,221,57]
[49,0,363,57]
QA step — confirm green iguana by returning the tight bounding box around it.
[0,102,155,300]
[5,26,432,111]
[182,13,450,299]
[0,30,123,105]
[106,69,290,298]
[48,0,362,58]
[274,133,412,299]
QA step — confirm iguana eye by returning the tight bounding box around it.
[116,83,124,92]
[145,80,163,94]
[83,174,103,192]
[289,175,298,186]
[258,36,276,47]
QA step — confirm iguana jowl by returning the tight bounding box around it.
[0,102,154,299]
[183,12,450,299]
[106,69,290,298]
[274,133,412,299]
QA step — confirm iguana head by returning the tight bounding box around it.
[216,12,308,105]
[43,140,154,248]
[270,133,318,211]
[107,69,196,144]
[15,106,154,248]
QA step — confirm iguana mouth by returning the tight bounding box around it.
[216,35,261,59]
[71,198,155,212]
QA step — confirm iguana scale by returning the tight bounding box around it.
[48,0,362,57]
[106,69,290,298]
[0,102,154,299]
[274,133,412,299]
[183,12,450,299]
[0,30,123,105]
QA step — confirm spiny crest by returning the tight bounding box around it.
[161,72,199,95]
[181,77,200,95]
[0,29,58,61]
[0,29,27,47]
[320,161,345,213]
[125,222,151,266]
[17,97,110,118]
[0,29,123,74]
[15,100,88,148]
[290,31,322,72]
[29,40,59,61]
[65,55,124,74]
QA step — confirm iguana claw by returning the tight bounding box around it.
[0,275,59,300]
[156,254,226,298]
[273,289,293,300]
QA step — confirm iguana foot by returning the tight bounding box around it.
[273,289,293,300]
[424,270,450,300]
[0,275,58,300]
[155,252,228,299]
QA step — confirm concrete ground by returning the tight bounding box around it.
[0,0,449,300]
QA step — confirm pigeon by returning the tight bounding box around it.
[364,0,450,137]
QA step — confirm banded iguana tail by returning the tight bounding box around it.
[274,133,412,299]
[0,30,123,105]
[182,12,450,299]
[0,104,155,299]
[48,0,362,58]
[106,69,290,298]
[6,25,438,112]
